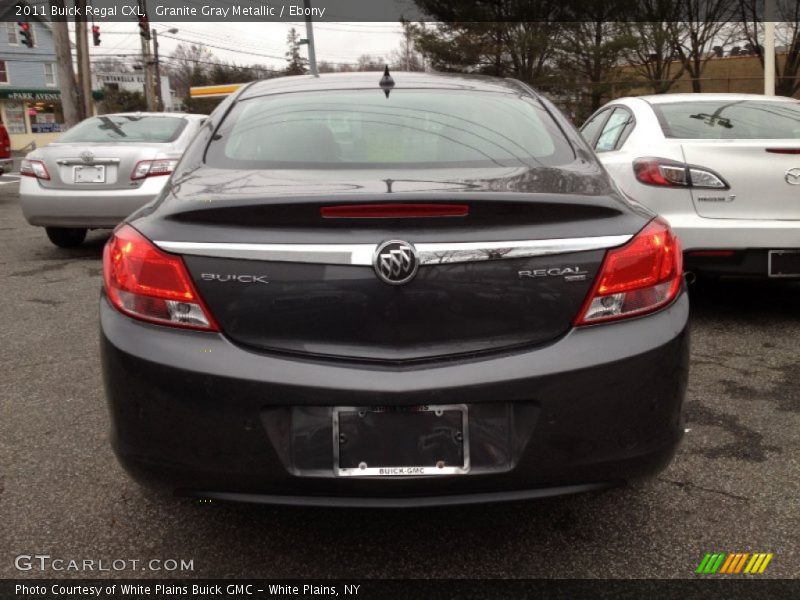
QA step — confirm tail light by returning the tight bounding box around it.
[321,204,469,218]
[20,159,50,180]
[103,224,218,331]
[0,127,10,157]
[131,158,178,180]
[633,157,727,189]
[576,218,682,325]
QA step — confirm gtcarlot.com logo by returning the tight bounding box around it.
[696,552,773,575]
[14,554,194,572]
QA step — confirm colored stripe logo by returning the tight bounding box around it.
[697,552,773,574]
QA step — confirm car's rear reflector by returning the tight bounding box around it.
[575,218,682,325]
[766,148,800,154]
[103,224,218,331]
[321,203,469,218]
[20,159,50,180]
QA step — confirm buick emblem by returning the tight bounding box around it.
[785,168,800,185]
[80,151,95,164]
[373,240,418,285]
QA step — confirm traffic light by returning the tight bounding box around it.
[92,25,101,46]
[138,15,150,40]
[17,22,33,48]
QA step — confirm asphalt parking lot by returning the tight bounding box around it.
[1,180,798,579]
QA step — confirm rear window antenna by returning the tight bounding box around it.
[379,65,394,98]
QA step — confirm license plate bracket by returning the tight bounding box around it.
[768,250,800,278]
[73,165,105,183]
[333,405,469,477]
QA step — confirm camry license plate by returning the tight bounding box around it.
[768,250,800,278]
[333,405,469,477]
[73,165,105,183]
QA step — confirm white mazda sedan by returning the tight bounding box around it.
[582,94,800,279]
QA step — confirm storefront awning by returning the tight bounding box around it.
[0,89,61,101]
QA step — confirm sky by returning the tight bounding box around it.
[83,21,406,72]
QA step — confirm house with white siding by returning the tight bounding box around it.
[0,8,64,150]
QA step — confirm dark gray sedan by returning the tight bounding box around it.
[100,72,689,507]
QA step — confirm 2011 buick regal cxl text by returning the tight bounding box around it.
[100,72,689,507]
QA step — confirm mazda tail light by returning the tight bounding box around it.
[576,218,682,325]
[131,159,178,180]
[633,157,727,189]
[103,224,218,331]
[20,159,50,180]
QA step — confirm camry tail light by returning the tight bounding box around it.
[131,158,178,180]
[576,218,682,325]
[633,157,727,189]
[20,159,50,180]
[103,225,218,331]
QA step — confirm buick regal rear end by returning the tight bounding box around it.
[100,73,689,507]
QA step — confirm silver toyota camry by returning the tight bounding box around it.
[582,94,800,279]
[19,112,207,247]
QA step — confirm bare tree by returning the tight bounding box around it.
[668,0,738,92]
[737,0,800,96]
[557,9,637,112]
[168,43,214,98]
[389,19,425,71]
[356,55,386,71]
[621,1,688,94]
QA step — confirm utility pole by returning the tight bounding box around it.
[74,0,92,119]
[152,28,163,111]
[764,0,776,96]
[138,0,155,110]
[303,0,318,76]
[49,1,80,127]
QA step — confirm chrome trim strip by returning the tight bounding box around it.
[155,235,631,265]
[56,158,121,165]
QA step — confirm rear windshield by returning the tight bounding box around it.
[57,116,187,143]
[205,90,575,169]
[654,100,800,139]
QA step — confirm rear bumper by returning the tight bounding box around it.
[19,176,165,228]
[666,212,800,251]
[100,291,690,506]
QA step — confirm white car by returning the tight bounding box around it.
[581,93,800,279]
[20,112,207,248]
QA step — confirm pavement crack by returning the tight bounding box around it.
[658,477,750,503]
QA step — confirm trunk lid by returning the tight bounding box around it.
[146,165,643,362]
[682,140,800,220]
[36,142,176,191]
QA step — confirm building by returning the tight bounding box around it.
[609,49,800,100]
[93,72,177,112]
[0,10,64,151]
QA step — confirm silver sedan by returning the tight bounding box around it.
[20,112,207,247]
[582,93,800,279]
